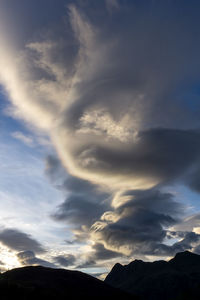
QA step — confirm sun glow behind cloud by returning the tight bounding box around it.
[0,245,21,271]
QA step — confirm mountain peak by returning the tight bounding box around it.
[109,262,123,274]
[105,262,123,284]
[170,250,200,263]
[113,262,123,270]
[170,250,197,262]
[168,250,200,270]
[174,250,195,258]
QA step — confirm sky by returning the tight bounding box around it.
[1,0,200,278]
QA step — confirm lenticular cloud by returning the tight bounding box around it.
[1,3,200,260]
[1,5,200,193]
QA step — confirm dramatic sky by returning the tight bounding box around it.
[1,0,200,277]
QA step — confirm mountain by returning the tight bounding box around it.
[105,251,200,300]
[0,265,136,299]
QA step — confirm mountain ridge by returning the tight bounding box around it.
[0,265,135,299]
[105,250,200,300]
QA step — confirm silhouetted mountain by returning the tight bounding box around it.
[105,251,200,300]
[0,265,135,299]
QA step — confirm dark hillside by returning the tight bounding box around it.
[0,265,135,299]
[105,251,200,300]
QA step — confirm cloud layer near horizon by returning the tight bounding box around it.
[1,0,200,267]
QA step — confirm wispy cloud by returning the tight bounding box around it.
[11,131,34,147]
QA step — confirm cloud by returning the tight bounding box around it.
[91,189,184,256]
[46,155,110,228]
[52,193,108,227]
[154,231,200,256]
[92,242,122,260]
[61,128,200,191]
[1,3,200,192]
[46,154,200,260]
[45,155,68,186]
[89,243,122,263]
[11,131,34,147]
[50,6,200,190]
[185,167,200,193]
[1,1,200,263]
[172,213,200,233]
[53,254,76,267]
[17,250,56,268]
[0,229,45,253]
[50,3,200,191]
[105,0,119,11]
[78,242,122,269]
[77,259,96,269]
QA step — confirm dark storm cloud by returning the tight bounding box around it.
[92,243,122,260]
[153,231,200,256]
[45,155,107,195]
[47,153,200,258]
[45,155,64,182]
[78,243,122,268]
[53,254,76,267]
[172,231,200,252]
[52,194,108,227]
[75,128,200,188]
[77,259,96,269]
[89,243,122,263]
[185,167,200,193]
[91,189,184,256]
[46,155,110,227]
[0,229,45,253]
[62,175,99,195]
[17,251,56,268]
